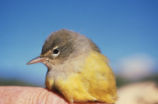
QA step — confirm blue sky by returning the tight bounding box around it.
[0,0,158,85]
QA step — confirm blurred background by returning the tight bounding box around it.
[0,0,158,89]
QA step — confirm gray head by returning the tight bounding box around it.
[27,29,100,66]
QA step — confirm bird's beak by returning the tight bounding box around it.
[27,56,46,65]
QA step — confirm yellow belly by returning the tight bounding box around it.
[48,51,117,103]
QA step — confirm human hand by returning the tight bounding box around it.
[0,86,106,104]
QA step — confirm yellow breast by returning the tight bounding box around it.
[50,51,117,103]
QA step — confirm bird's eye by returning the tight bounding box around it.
[52,48,60,57]
[53,49,59,54]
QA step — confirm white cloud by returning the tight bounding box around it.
[118,54,155,80]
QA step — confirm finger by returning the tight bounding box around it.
[0,86,68,104]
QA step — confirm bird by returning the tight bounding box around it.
[27,29,117,103]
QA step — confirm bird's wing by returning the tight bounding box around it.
[80,51,117,103]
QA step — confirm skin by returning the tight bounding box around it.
[0,86,107,104]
